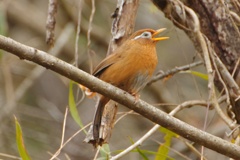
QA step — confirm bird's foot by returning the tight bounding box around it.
[132,93,140,105]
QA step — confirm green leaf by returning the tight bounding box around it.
[180,70,208,80]
[114,148,173,158]
[0,9,8,36]
[69,81,87,134]
[155,127,177,160]
[129,137,149,160]
[14,116,31,160]
[98,144,111,160]
[0,9,8,59]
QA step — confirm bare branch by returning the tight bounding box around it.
[46,0,58,46]
[74,0,83,67]
[148,61,203,85]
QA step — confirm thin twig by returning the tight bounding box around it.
[74,0,83,67]
[148,61,203,85]
[180,138,207,160]
[154,140,193,160]
[87,0,96,74]
[213,50,240,97]
[232,58,240,77]
[210,47,236,125]
[115,110,134,124]
[64,154,71,160]
[49,107,68,159]
[93,147,101,160]
[0,153,21,160]
[230,11,240,25]
[1,57,15,107]
[50,123,91,160]
[61,107,68,146]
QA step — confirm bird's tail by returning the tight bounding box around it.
[84,96,110,147]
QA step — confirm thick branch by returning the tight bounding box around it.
[107,0,139,55]
[1,36,240,159]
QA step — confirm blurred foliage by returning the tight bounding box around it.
[0,7,8,58]
[0,8,7,36]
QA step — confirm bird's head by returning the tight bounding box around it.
[129,28,169,45]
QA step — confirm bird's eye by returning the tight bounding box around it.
[142,32,151,38]
[133,31,152,40]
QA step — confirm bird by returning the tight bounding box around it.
[86,28,168,146]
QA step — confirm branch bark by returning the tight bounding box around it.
[1,35,240,159]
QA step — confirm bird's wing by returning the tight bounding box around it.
[93,52,122,77]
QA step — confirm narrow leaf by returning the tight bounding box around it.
[155,127,177,160]
[129,137,149,160]
[69,81,87,134]
[14,116,31,160]
[180,70,208,80]
[99,144,111,160]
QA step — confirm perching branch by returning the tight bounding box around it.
[1,35,240,159]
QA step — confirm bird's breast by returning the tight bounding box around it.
[99,45,158,93]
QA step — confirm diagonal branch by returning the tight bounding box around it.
[1,35,240,159]
[148,61,203,84]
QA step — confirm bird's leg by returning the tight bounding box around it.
[132,93,140,105]
[79,84,96,98]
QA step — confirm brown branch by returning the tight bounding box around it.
[148,61,203,85]
[107,0,140,55]
[1,35,240,159]
[46,0,58,46]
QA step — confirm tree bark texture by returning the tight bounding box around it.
[151,0,240,123]
[84,0,140,146]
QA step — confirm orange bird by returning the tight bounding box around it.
[87,28,168,146]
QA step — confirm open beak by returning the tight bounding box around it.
[152,28,169,41]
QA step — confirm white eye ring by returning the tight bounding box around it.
[142,32,151,38]
[134,31,152,40]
